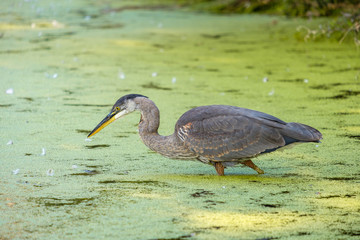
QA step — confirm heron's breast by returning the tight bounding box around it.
[177,122,193,142]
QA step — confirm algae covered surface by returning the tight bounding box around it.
[1,0,359,239]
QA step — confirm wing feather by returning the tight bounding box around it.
[175,105,286,161]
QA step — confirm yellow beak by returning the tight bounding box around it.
[87,112,117,138]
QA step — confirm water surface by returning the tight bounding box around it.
[1,1,359,239]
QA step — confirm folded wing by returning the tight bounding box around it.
[175,105,290,161]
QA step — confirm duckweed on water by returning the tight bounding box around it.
[0,0,359,239]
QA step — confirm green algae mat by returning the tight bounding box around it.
[1,1,359,239]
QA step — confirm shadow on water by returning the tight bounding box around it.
[157,173,307,184]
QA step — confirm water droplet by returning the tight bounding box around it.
[152,72,157,77]
[262,77,268,83]
[12,169,20,175]
[172,77,176,84]
[85,138,92,142]
[304,79,309,83]
[52,73,58,79]
[72,165,78,169]
[7,140,13,145]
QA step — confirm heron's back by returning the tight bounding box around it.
[175,105,322,161]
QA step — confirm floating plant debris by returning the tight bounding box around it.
[268,89,275,96]
[20,97,34,101]
[64,103,111,107]
[98,180,166,186]
[6,88,14,94]
[40,148,46,156]
[46,169,54,176]
[261,203,281,208]
[141,82,171,90]
[33,197,94,207]
[190,189,215,198]
[326,90,360,99]
[76,129,90,133]
[0,104,13,108]
[85,144,110,149]
[70,169,100,176]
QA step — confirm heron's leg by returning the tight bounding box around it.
[214,162,225,176]
[242,160,264,174]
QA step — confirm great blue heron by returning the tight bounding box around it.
[88,94,322,176]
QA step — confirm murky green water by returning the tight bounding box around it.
[1,0,359,239]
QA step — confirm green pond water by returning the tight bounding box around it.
[1,0,359,239]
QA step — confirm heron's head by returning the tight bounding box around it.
[88,94,148,138]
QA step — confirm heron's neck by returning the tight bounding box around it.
[136,98,194,159]
[137,98,160,135]
[137,98,169,151]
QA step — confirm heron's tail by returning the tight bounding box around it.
[281,122,322,143]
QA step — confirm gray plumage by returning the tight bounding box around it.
[88,94,322,175]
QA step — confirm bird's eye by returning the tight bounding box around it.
[115,107,120,111]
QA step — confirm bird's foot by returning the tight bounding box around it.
[214,162,225,176]
[242,160,264,174]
